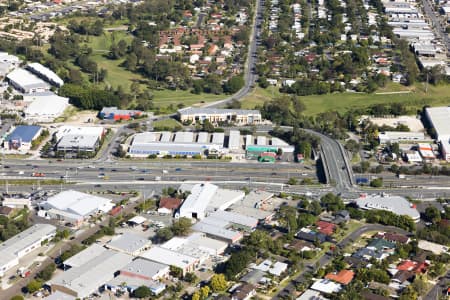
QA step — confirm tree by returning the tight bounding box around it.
[36,262,56,281]
[210,274,228,292]
[27,279,42,293]
[192,292,201,300]
[424,206,441,224]
[370,177,383,188]
[133,286,151,298]
[68,69,83,84]
[171,217,192,236]
[10,296,24,300]
[288,177,299,185]
[155,227,173,242]
[184,272,197,283]
[223,75,244,93]
[200,286,210,299]
[320,193,344,212]
[123,53,138,71]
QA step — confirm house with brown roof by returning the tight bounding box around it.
[375,232,410,244]
[0,206,13,217]
[231,283,256,300]
[325,270,355,285]
[158,197,182,214]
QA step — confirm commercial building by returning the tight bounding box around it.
[99,107,142,121]
[4,125,42,152]
[228,190,276,222]
[418,143,435,161]
[23,92,70,122]
[0,52,20,77]
[48,249,133,298]
[0,224,56,276]
[139,246,199,276]
[378,131,425,144]
[106,233,152,256]
[6,68,50,93]
[55,126,105,154]
[105,274,166,296]
[425,106,450,161]
[354,194,420,222]
[39,190,114,226]
[2,197,31,209]
[192,221,243,244]
[178,107,262,125]
[63,244,106,269]
[26,62,64,87]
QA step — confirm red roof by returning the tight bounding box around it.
[316,220,336,235]
[109,206,122,216]
[397,260,428,273]
[159,197,182,210]
[325,270,354,285]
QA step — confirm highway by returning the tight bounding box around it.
[272,224,411,299]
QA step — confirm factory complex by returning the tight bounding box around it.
[127,130,294,159]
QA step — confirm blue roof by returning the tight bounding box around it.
[7,125,41,143]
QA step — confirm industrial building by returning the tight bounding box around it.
[378,131,425,144]
[23,92,70,122]
[48,248,133,298]
[128,130,294,159]
[99,107,142,121]
[178,107,262,125]
[178,183,218,219]
[354,194,420,222]
[128,131,225,158]
[4,125,42,152]
[425,106,450,161]
[6,68,50,93]
[139,246,199,276]
[55,126,105,141]
[0,52,20,77]
[0,224,56,276]
[106,233,152,256]
[26,62,64,87]
[119,258,170,281]
[105,274,166,296]
[39,190,114,226]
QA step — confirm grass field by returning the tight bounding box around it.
[241,83,450,115]
[152,118,183,130]
[81,32,224,108]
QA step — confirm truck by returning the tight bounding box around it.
[18,267,31,278]
[155,176,161,181]
[31,172,45,177]
[397,174,406,179]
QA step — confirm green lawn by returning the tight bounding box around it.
[151,90,224,108]
[152,118,183,130]
[241,83,450,115]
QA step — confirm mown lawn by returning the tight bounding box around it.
[152,118,183,130]
[241,83,450,115]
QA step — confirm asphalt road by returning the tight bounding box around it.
[203,0,263,108]
[272,224,411,299]
[424,269,450,300]
[422,0,450,51]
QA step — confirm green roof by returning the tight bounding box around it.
[367,238,396,251]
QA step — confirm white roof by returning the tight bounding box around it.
[179,183,218,218]
[212,132,225,145]
[310,279,342,294]
[426,106,450,141]
[139,246,198,270]
[49,250,133,298]
[128,215,146,225]
[7,68,49,89]
[228,130,241,150]
[27,62,64,86]
[24,93,69,119]
[42,190,113,218]
[106,233,151,255]
[46,291,76,300]
[296,289,329,300]
[192,221,242,242]
[174,131,194,143]
[207,188,245,211]
[270,261,288,276]
[208,210,258,228]
[185,232,228,255]
[0,224,56,268]
[120,258,169,279]
[355,194,420,220]
[64,244,106,268]
[418,240,449,255]
[56,126,104,141]
[57,134,100,149]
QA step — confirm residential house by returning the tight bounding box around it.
[296,229,329,244]
[316,220,336,236]
[366,239,396,255]
[231,284,256,300]
[325,270,355,285]
[158,197,182,215]
[375,232,410,244]
[0,206,14,217]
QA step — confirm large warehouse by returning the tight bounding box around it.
[128,130,294,158]
[55,126,105,154]
[128,131,225,157]
[354,194,420,222]
[6,68,50,93]
[26,62,64,87]
[425,106,450,161]
[49,248,133,298]
[4,125,42,152]
[39,190,114,226]
[178,183,218,219]
[178,107,262,125]
[0,224,56,276]
[24,92,69,122]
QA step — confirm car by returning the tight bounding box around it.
[175,168,182,172]
[3,165,9,168]
[111,169,117,172]
[137,177,145,181]
[94,184,102,187]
